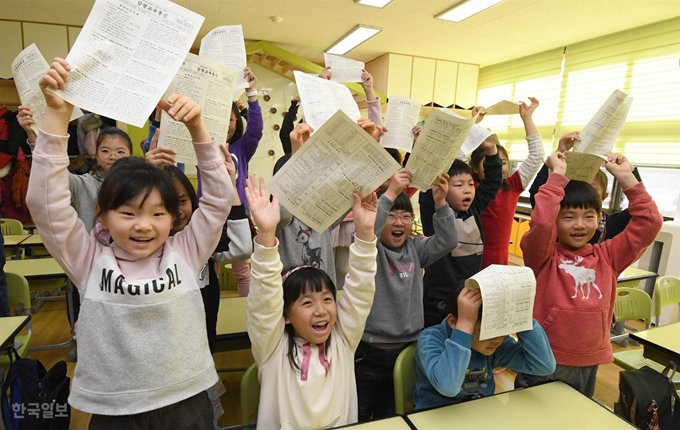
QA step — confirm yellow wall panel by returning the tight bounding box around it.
[23,23,68,66]
[410,57,436,105]
[386,54,413,99]
[456,63,479,108]
[434,60,458,108]
[0,21,23,79]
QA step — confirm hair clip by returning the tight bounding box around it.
[282,265,314,283]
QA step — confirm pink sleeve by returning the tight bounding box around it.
[366,98,382,127]
[25,130,97,289]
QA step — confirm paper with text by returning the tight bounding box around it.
[564,152,606,182]
[294,71,361,132]
[575,90,633,156]
[268,110,401,233]
[49,0,203,127]
[405,109,476,191]
[11,44,84,133]
[158,54,237,164]
[441,108,493,155]
[323,53,364,83]
[465,265,536,341]
[482,100,521,115]
[380,97,420,152]
[199,25,249,90]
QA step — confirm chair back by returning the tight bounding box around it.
[6,272,31,313]
[1,219,24,236]
[615,288,652,328]
[240,362,260,428]
[653,276,680,326]
[393,343,417,415]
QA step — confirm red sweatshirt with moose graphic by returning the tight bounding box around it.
[521,174,662,367]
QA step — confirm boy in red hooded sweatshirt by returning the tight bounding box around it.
[517,151,662,397]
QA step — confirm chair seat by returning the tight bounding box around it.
[613,349,680,384]
[0,334,33,369]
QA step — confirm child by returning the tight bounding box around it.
[470,97,544,267]
[413,282,555,410]
[245,174,378,429]
[356,169,457,421]
[517,152,663,397]
[421,140,503,327]
[26,58,233,428]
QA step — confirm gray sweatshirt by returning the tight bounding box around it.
[69,172,104,233]
[362,195,458,344]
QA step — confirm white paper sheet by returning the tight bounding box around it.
[11,44,84,133]
[380,96,420,152]
[323,53,364,83]
[441,108,493,156]
[481,100,521,115]
[464,265,536,341]
[294,71,361,132]
[575,90,633,156]
[564,152,607,182]
[157,54,237,164]
[199,25,249,90]
[48,0,203,127]
[268,110,401,233]
[405,109,477,191]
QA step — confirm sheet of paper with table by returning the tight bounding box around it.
[323,53,364,83]
[380,96,420,153]
[199,24,249,91]
[464,265,536,340]
[293,70,361,132]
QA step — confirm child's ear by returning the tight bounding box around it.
[446,314,457,329]
[601,191,609,201]
[283,310,291,324]
[96,205,108,230]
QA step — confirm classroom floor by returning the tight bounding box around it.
[23,290,639,429]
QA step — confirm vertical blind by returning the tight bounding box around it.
[477,17,680,166]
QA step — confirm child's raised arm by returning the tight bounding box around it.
[414,174,458,267]
[528,132,580,207]
[375,168,413,235]
[516,97,545,188]
[248,174,280,247]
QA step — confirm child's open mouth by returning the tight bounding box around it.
[131,237,153,243]
[391,230,404,239]
[312,322,329,332]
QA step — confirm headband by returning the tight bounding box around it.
[282,265,314,283]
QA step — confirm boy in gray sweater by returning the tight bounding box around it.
[355,169,458,421]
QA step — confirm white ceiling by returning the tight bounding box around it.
[3,0,680,67]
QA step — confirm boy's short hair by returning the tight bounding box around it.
[447,159,474,178]
[561,180,602,214]
[391,191,414,213]
[385,148,402,165]
[594,170,608,193]
[445,280,483,322]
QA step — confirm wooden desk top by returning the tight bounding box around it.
[406,382,635,429]
[0,315,30,351]
[19,234,43,246]
[630,322,680,358]
[216,296,247,336]
[5,258,65,279]
[3,234,33,247]
[618,266,657,283]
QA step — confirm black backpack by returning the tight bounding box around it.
[614,362,680,430]
[1,350,71,430]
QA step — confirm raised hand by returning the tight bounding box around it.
[431,173,450,207]
[353,192,377,242]
[290,123,314,154]
[546,152,567,176]
[456,287,482,334]
[480,139,498,155]
[519,96,540,119]
[471,106,486,124]
[17,106,38,143]
[158,94,209,142]
[145,129,178,167]
[605,152,637,189]
[319,66,332,80]
[244,67,258,92]
[357,118,384,141]
[39,58,73,114]
[557,131,581,153]
[385,168,413,201]
[245,174,279,247]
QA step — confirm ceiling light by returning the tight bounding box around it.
[356,0,393,7]
[437,0,503,22]
[325,25,382,55]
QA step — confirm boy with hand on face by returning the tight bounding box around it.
[413,282,555,410]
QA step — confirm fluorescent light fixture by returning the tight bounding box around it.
[356,0,393,7]
[437,0,503,22]
[325,25,381,55]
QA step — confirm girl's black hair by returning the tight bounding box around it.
[229,102,244,143]
[470,145,511,191]
[96,126,133,153]
[164,165,199,213]
[384,148,402,164]
[446,280,483,322]
[282,266,336,371]
[446,159,474,178]
[96,157,181,229]
[560,180,602,214]
[391,191,414,213]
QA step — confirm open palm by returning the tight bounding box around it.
[245,174,280,233]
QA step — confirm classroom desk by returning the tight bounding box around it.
[335,416,411,429]
[617,266,658,289]
[214,296,249,353]
[4,258,73,352]
[629,322,680,366]
[3,234,33,247]
[3,234,42,259]
[0,316,30,351]
[405,381,635,430]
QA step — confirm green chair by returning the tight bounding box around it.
[240,362,260,429]
[1,219,24,236]
[0,273,33,369]
[653,276,680,327]
[613,287,680,385]
[393,343,417,415]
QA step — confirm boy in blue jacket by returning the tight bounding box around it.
[413,282,556,410]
